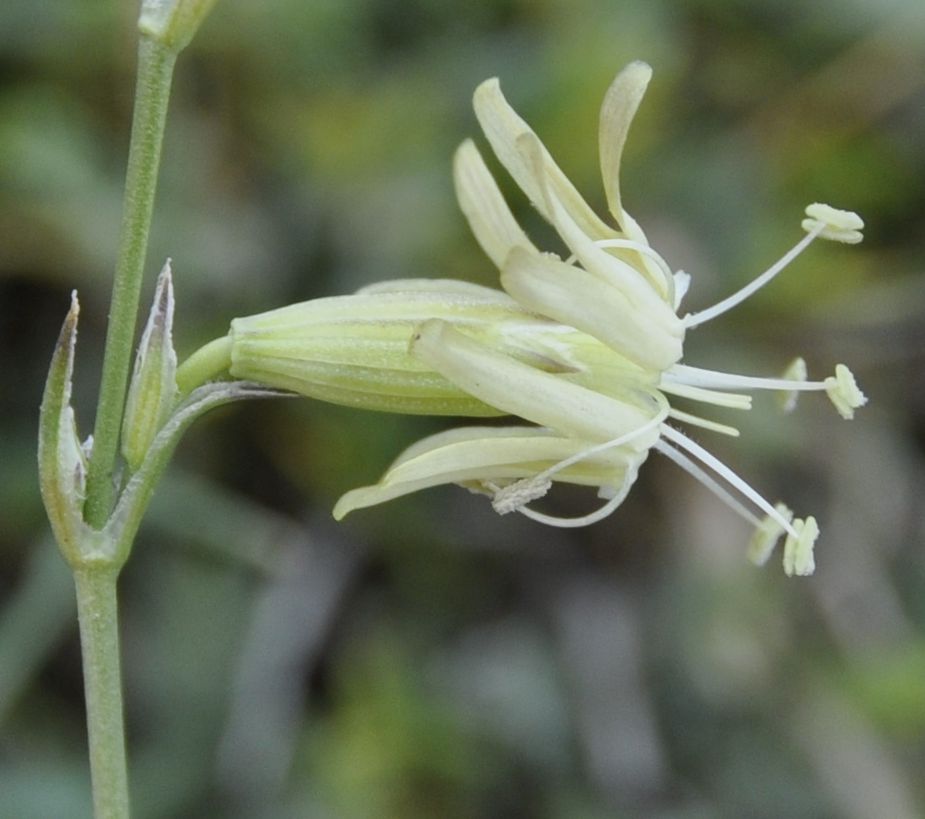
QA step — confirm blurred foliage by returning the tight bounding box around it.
[2,0,925,817]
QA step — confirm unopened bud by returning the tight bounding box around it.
[122,261,179,471]
[38,293,88,563]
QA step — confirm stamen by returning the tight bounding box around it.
[658,380,752,410]
[673,270,691,310]
[777,357,807,413]
[668,363,828,394]
[683,221,825,329]
[486,403,667,526]
[747,503,793,566]
[564,237,674,296]
[668,407,740,437]
[656,440,760,526]
[491,477,552,514]
[782,516,819,576]
[801,203,864,244]
[518,488,629,528]
[824,364,867,419]
[594,238,675,291]
[659,424,799,539]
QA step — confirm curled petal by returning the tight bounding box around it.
[333,425,640,519]
[599,61,652,227]
[502,247,683,371]
[519,132,677,311]
[453,139,537,269]
[410,319,663,445]
[473,78,615,241]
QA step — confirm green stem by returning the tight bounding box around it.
[74,567,129,819]
[176,335,233,395]
[84,37,178,529]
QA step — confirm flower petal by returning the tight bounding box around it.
[473,78,616,241]
[453,139,538,269]
[599,61,652,226]
[501,247,683,371]
[519,132,678,313]
[333,425,638,519]
[410,318,663,445]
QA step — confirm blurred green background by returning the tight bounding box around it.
[2,1,925,817]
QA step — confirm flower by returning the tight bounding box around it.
[225,278,649,416]
[333,62,867,575]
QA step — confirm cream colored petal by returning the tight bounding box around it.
[520,132,679,319]
[453,139,538,269]
[410,319,661,445]
[333,425,634,519]
[232,286,524,332]
[473,78,615,241]
[357,277,515,301]
[599,61,652,226]
[502,248,683,371]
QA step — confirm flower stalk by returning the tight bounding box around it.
[83,36,177,529]
[73,567,129,819]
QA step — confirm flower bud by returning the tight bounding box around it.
[121,261,179,471]
[38,292,89,563]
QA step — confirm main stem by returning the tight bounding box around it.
[75,34,179,819]
[74,567,129,819]
[84,37,178,529]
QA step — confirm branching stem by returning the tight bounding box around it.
[84,37,177,528]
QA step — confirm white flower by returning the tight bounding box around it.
[334,62,868,575]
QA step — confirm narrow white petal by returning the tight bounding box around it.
[599,61,652,225]
[473,78,614,240]
[356,277,517,301]
[519,132,679,320]
[333,426,633,519]
[411,319,662,445]
[453,139,538,269]
[502,247,683,371]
